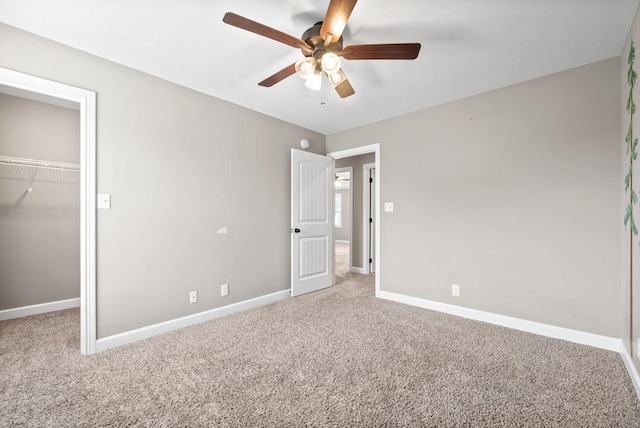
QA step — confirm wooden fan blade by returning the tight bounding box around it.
[320,0,358,42]
[258,63,297,87]
[223,12,310,50]
[342,43,421,60]
[334,78,355,98]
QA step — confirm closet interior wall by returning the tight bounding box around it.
[0,92,80,311]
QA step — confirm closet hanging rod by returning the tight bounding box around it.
[0,155,80,172]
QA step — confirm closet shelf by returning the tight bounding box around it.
[0,155,80,172]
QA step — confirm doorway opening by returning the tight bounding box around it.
[334,167,352,277]
[0,93,80,322]
[0,68,97,355]
[327,143,380,296]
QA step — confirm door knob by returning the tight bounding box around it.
[294,228,301,233]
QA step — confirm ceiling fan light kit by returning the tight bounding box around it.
[222,0,421,99]
[295,52,342,91]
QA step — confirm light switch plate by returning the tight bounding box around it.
[97,193,111,210]
[384,202,394,212]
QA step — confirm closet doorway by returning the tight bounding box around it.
[0,68,97,355]
[0,92,81,319]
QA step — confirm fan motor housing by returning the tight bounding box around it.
[301,21,343,58]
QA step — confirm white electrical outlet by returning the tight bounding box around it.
[189,290,198,304]
[221,283,229,297]
[452,284,460,297]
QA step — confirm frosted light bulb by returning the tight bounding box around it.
[295,57,317,79]
[305,71,322,91]
[321,52,341,75]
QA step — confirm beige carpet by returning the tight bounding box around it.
[335,241,350,276]
[2,250,640,426]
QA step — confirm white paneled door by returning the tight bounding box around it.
[291,149,334,297]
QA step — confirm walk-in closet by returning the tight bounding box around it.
[0,92,80,320]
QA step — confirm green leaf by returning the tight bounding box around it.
[625,203,632,227]
[626,170,632,191]
[629,66,637,86]
[627,122,633,145]
[634,139,639,160]
[633,189,638,204]
[632,216,638,236]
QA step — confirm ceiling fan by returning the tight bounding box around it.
[222,0,421,99]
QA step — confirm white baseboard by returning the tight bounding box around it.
[96,289,290,353]
[376,290,620,352]
[350,266,366,274]
[335,240,349,244]
[0,298,80,321]
[620,343,640,399]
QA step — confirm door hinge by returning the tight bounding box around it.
[369,258,373,263]
[369,178,373,183]
[369,218,373,223]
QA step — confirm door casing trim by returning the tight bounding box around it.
[0,67,97,355]
[363,162,376,274]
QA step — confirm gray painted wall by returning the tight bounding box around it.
[328,57,621,338]
[0,93,80,310]
[0,24,325,337]
[336,153,375,269]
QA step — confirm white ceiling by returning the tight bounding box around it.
[1,0,638,135]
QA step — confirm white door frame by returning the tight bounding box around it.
[327,144,380,296]
[363,163,375,274]
[0,67,97,355]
